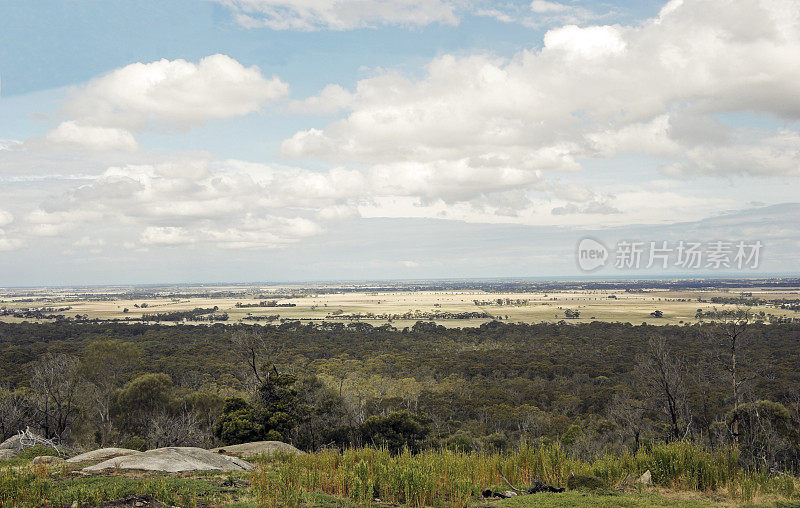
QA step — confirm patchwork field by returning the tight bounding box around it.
[1,282,798,327]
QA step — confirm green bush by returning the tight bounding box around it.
[121,436,148,452]
[214,398,264,445]
[18,445,61,460]
[360,410,430,453]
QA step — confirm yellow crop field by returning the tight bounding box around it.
[1,284,798,327]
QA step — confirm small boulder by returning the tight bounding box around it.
[567,473,604,491]
[210,441,303,458]
[638,469,652,485]
[32,455,65,465]
[0,434,23,451]
[67,448,141,463]
[0,449,18,460]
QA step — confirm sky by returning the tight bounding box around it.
[0,0,798,285]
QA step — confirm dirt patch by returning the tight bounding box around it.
[96,495,163,507]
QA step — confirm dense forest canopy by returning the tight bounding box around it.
[1,319,799,470]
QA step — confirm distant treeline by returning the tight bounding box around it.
[140,307,228,322]
[709,297,800,310]
[235,300,296,308]
[325,310,491,320]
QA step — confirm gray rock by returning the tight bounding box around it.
[210,441,303,458]
[0,434,23,451]
[0,449,17,460]
[638,469,652,485]
[67,447,141,463]
[82,446,253,473]
[32,455,65,465]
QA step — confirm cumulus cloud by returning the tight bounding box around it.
[284,0,800,180]
[44,121,138,151]
[33,55,289,154]
[12,159,354,250]
[215,0,459,30]
[290,84,355,114]
[4,0,800,260]
[64,54,288,130]
[543,24,626,58]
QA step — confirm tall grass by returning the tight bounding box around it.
[250,442,799,507]
[0,466,230,507]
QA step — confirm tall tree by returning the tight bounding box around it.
[716,310,751,446]
[80,341,142,445]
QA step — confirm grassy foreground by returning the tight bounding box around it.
[1,442,798,507]
[248,442,797,507]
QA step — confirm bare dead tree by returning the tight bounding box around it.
[686,361,724,449]
[0,386,26,440]
[717,309,751,446]
[609,393,646,454]
[30,353,82,442]
[230,328,285,393]
[147,409,203,448]
[637,335,688,441]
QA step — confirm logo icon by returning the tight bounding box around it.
[577,237,608,272]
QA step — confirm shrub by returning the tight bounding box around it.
[214,398,264,445]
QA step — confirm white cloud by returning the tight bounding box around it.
[13,159,353,250]
[551,183,597,203]
[62,54,288,131]
[290,84,355,114]
[662,129,800,177]
[473,9,516,23]
[0,139,22,151]
[29,55,289,155]
[0,210,13,227]
[73,236,106,247]
[44,121,138,151]
[366,159,547,203]
[0,234,24,252]
[140,226,197,246]
[400,260,419,267]
[284,0,800,184]
[543,25,626,58]
[530,1,569,13]
[478,0,602,27]
[3,0,799,260]
[551,201,620,215]
[215,0,459,31]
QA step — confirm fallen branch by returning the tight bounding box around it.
[499,473,521,492]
